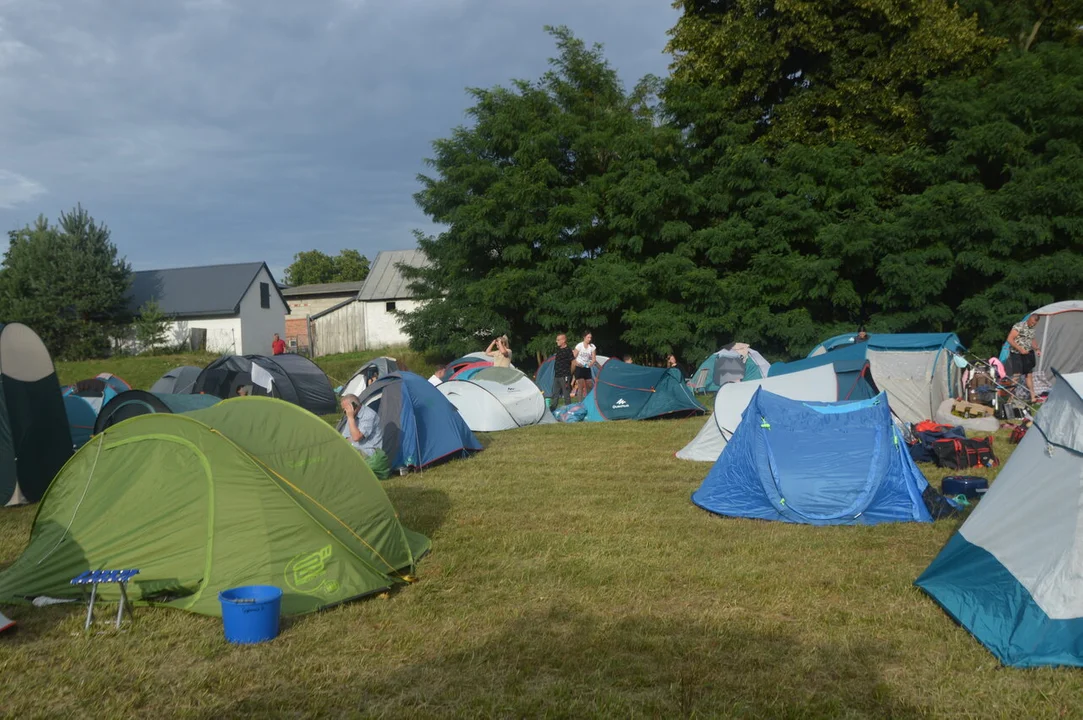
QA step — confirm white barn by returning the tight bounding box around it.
[128,262,288,355]
[308,249,428,356]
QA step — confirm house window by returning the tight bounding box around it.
[260,282,270,309]
[385,301,396,312]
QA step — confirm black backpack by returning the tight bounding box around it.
[932,436,999,470]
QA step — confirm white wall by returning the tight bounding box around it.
[363,298,422,349]
[170,317,243,354]
[238,266,288,355]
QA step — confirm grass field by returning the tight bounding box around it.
[1,353,1076,717]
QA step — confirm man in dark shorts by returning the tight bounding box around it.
[1006,314,1041,402]
[552,334,574,407]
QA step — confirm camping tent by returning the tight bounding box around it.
[677,364,839,462]
[438,367,553,431]
[773,333,963,424]
[338,371,482,469]
[0,397,431,616]
[149,366,201,394]
[916,372,1083,667]
[94,390,222,433]
[535,354,607,401]
[445,355,492,381]
[768,344,879,401]
[582,362,706,422]
[193,354,336,415]
[688,344,772,394]
[62,373,133,449]
[998,301,1083,378]
[341,357,400,396]
[0,323,72,506]
[692,389,936,525]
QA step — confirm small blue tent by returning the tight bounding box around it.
[768,343,879,401]
[692,388,935,525]
[582,362,706,421]
[61,374,132,449]
[808,332,964,357]
[344,371,482,469]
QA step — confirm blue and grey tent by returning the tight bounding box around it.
[341,371,482,470]
[62,373,133,449]
[773,333,964,424]
[692,388,938,525]
[582,362,706,422]
[768,343,879,402]
[916,372,1083,667]
[150,366,201,394]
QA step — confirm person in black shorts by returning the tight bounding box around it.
[571,332,597,399]
[551,333,574,407]
[1006,315,1041,402]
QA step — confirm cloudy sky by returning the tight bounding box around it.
[0,0,679,279]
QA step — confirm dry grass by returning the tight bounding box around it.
[1,355,1075,718]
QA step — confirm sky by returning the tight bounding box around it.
[0,0,680,280]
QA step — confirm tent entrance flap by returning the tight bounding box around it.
[760,424,886,522]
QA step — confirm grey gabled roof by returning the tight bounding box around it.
[356,249,429,301]
[128,261,287,318]
[281,280,365,298]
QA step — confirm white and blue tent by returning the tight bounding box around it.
[692,388,937,525]
[916,372,1083,667]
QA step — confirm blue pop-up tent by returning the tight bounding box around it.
[768,343,879,401]
[692,388,937,525]
[342,371,482,470]
[582,362,706,421]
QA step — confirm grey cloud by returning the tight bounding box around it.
[0,0,678,274]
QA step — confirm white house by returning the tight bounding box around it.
[307,249,428,356]
[128,262,288,355]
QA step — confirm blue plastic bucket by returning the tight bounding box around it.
[218,585,283,644]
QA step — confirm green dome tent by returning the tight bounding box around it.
[0,397,430,616]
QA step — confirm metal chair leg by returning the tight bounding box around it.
[84,583,97,632]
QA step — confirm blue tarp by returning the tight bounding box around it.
[692,388,934,525]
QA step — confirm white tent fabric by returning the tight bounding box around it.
[915,373,1083,668]
[866,349,958,425]
[676,364,838,462]
[437,368,549,431]
[1033,301,1083,376]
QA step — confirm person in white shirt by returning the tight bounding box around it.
[571,332,597,398]
[427,365,446,386]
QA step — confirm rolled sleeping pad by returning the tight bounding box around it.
[93,390,223,434]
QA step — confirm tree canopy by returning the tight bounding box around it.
[0,206,132,360]
[284,249,370,286]
[400,10,1083,365]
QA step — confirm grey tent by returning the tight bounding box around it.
[150,365,202,394]
[193,354,336,415]
[342,357,400,396]
[94,389,222,433]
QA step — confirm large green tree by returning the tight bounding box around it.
[284,249,370,285]
[0,206,132,359]
[402,27,695,360]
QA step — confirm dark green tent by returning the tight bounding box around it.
[0,323,72,506]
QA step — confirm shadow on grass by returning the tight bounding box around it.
[384,485,451,537]
[347,604,926,717]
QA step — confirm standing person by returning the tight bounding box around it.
[340,394,390,479]
[1006,314,1042,402]
[428,364,447,386]
[572,332,597,399]
[271,333,286,355]
[485,335,512,368]
[551,334,574,407]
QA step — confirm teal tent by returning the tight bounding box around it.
[583,362,706,421]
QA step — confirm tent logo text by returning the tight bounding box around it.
[285,544,335,595]
[612,398,629,409]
